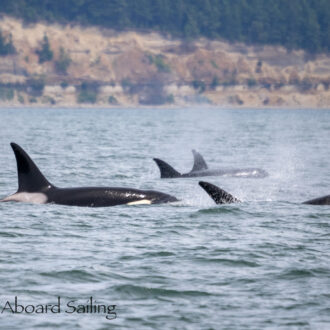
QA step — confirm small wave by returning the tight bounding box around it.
[0,231,24,238]
[39,269,101,282]
[113,174,130,179]
[142,251,176,257]
[119,255,138,261]
[277,268,328,279]
[279,302,319,311]
[282,321,310,327]
[194,257,259,267]
[307,213,330,219]
[193,206,243,215]
[114,284,211,298]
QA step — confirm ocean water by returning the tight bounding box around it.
[0,107,329,329]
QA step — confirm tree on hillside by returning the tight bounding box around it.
[36,35,53,63]
[0,30,16,56]
[0,0,329,53]
[55,47,72,75]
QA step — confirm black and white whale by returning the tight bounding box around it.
[0,143,178,207]
[199,181,330,205]
[153,150,268,179]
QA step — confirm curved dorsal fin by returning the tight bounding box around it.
[153,158,181,178]
[191,150,208,172]
[10,143,53,192]
[199,181,240,204]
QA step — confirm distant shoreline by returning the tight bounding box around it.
[1,16,329,109]
[1,104,329,111]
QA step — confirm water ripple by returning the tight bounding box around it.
[0,108,330,329]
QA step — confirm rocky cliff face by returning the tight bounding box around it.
[0,16,329,107]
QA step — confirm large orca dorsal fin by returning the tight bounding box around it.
[153,158,181,178]
[199,181,240,204]
[191,150,208,172]
[11,143,53,192]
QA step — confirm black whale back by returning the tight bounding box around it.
[303,195,330,205]
[11,142,53,193]
[9,143,178,207]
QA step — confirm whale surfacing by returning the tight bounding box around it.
[1,143,178,207]
[199,181,330,206]
[302,195,330,205]
[154,150,268,179]
[199,181,240,204]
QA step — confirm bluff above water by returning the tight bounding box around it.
[0,16,329,107]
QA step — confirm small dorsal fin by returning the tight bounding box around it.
[153,158,181,178]
[10,143,53,192]
[199,181,240,204]
[191,150,208,172]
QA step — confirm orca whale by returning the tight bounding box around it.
[199,181,330,205]
[153,150,268,179]
[302,195,330,205]
[0,143,178,207]
[198,181,241,204]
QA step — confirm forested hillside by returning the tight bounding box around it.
[0,0,329,53]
